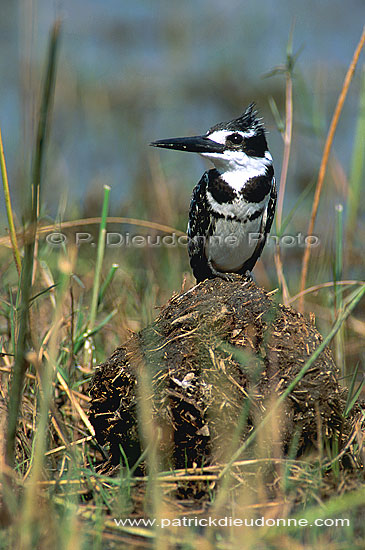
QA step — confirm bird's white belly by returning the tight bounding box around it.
[205,217,262,271]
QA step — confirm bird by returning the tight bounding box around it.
[150,103,276,283]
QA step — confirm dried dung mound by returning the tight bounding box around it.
[89,277,354,472]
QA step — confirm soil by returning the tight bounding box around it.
[89,276,358,473]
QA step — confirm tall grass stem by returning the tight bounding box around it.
[299,26,365,311]
[5,21,61,467]
[0,128,21,276]
[346,67,365,238]
[334,204,345,373]
[89,185,111,331]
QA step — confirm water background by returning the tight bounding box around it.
[0,0,364,223]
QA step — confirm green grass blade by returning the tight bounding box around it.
[73,309,117,355]
[268,96,285,134]
[89,185,111,331]
[334,204,345,374]
[344,379,364,417]
[344,363,365,417]
[277,178,316,237]
[98,263,119,306]
[5,21,61,467]
[30,20,61,225]
[0,128,21,275]
[346,66,365,237]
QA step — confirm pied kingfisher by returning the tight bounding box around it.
[150,104,276,283]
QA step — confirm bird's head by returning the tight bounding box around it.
[150,104,273,184]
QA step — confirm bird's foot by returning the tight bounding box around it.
[217,272,237,282]
[214,270,253,283]
[206,261,245,282]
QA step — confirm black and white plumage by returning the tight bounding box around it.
[150,103,276,282]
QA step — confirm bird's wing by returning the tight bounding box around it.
[187,171,215,281]
[263,175,277,238]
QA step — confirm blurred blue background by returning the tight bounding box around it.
[0,0,363,219]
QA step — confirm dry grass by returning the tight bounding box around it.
[0,18,364,550]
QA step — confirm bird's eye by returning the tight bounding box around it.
[227,133,243,145]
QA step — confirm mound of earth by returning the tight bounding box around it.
[89,277,359,473]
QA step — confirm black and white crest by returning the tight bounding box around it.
[208,103,264,134]
[151,104,276,283]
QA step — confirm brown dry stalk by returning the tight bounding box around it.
[45,436,93,457]
[0,366,91,402]
[299,26,365,312]
[0,216,186,249]
[56,368,95,437]
[277,73,293,228]
[274,248,290,305]
[289,279,364,305]
[274,70,293,305]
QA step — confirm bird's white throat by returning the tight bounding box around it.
[200,149,272,193]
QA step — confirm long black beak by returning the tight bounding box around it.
[150,135,224,154]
